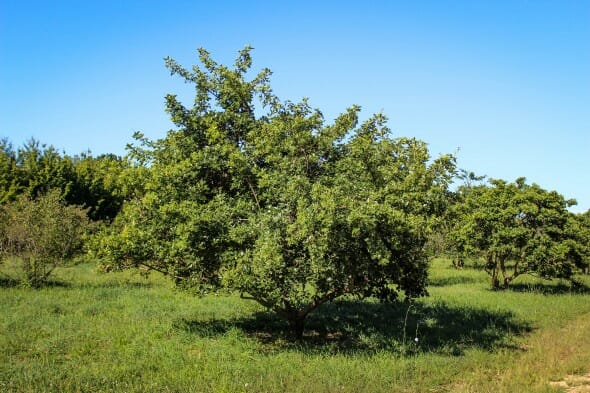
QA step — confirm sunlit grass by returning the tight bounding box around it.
[1,259,589,392]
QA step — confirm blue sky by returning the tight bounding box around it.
[1,1,589,212]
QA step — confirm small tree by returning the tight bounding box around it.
[0,191,89,287]
[93,47,455,338]
[438,170,487,268]
[450,178,588,289]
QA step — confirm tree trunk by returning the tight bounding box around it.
[287,315,306,340]
[491,259,500,289]
[486,254,501,289]
[491,274,500,289]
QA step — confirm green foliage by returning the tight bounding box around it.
[0,139,19,203]
[0,139,77,202]
[449,178,588,289]
[428,169,487,267]
[0,191,90,287]
[568,209,590,274]
[0,138,129,221]
[69,153,132,221]
[92,47,456,337]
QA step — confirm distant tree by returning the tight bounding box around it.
[70,153,129,221]
[0,139,128,221]
[0,139,19,204]
[15,139,78,200]
[425,169,486,266]
[92,47,456,338]
[0,191,90,287]
[449,178,588,289]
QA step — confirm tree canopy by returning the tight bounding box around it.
[0,138,129,221]
[93,47,456,338]
[449,178,589,289]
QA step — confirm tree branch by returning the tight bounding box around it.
[245,178,261,210]
[139,262,184,281]
[298,287,348,318]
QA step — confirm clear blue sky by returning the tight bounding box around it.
[1,1,589,212]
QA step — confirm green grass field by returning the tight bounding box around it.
[1,259,590,392]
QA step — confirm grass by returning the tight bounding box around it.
[1,259,590,392]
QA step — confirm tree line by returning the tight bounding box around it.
[1,47,589,338]
[0,138,131,221]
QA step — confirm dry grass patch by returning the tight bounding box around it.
[550,373,590,393]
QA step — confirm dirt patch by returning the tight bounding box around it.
[550,373,590,392]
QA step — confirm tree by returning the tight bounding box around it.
[0,191,90,287]
[449,178,588,289]
[437,170,487,268]
[93,47,455,338]
[567,210,590,275]
[0,139,128,221]
[424,169,486,265]
[0,138,19,204]
[14,139,78,201]
[70,153,129,221]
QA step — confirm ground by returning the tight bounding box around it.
[551,373,590,393]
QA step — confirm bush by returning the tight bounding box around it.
[0,190,90,287]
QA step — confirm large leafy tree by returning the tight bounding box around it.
[450,178,588,289]
[94,47,455,338]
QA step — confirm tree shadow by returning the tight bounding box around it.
[0,275,153,290]
[40,279,72,288]
[0,276,19,288]
[74,281,154,289]
[173,299,531,356]
[0,275,71,288]
[428,275,481,286]
[509,281,590,295]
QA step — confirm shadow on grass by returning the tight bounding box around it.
[509,280,590,295]
[173,300,531,356]
[428,275,482,286]
[74,281,154,289]
[40,280,71,288]
[0,276,20,288]
[0,276,152,290]
[0,275,71,288]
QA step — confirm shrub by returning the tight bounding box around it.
[0,190,90,287]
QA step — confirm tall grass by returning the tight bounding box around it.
[1,259,589,392]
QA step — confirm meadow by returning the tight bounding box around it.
[1,258,590,392]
